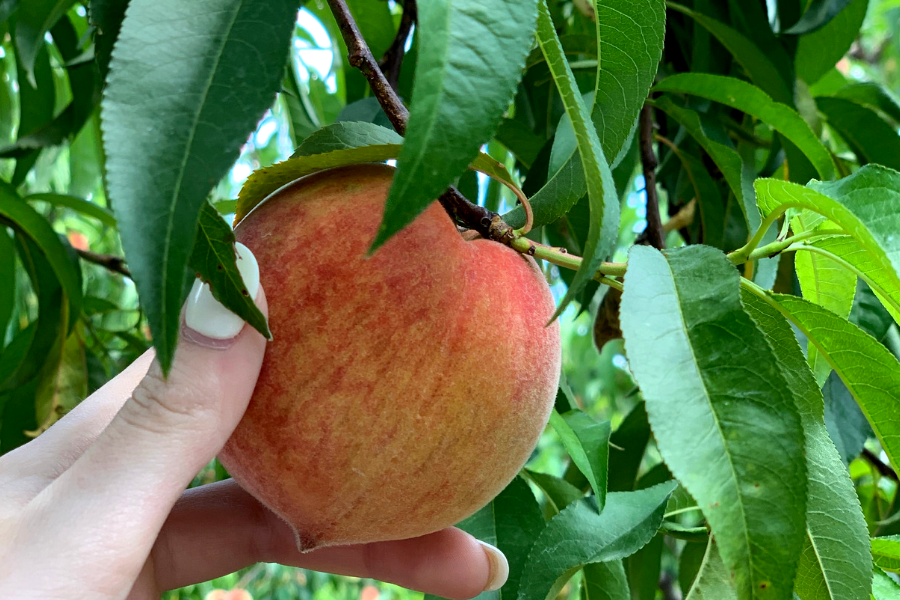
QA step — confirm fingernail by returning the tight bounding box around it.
[184,242,260,342]
[478,541,509,592]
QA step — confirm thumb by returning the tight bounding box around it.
[27,243,269,580]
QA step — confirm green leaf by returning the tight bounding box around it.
[607,402,650,493]
[751,290,900,472]
[504,0,664,229]
[795,0,869,85]
[823,372,872,466]
[534,0,619,319]
[496,118,545,169]
[620,245,807,598]
[757,167,900,324]
[0,186,82,323]
[90,0,129,80]
[851,281,895,342]
[656,142,725,249]
[13,0,75,85]
[102,0,297,373]
[25,194,117,228]
[188,202,270,340]
[372,0,537,250]
[294,121,404,156]
[793,231,856,386]
[741,291,872,600]
[652,96,759,237]
[653,74,835,180]
[816,97,900,171]
[525,469,585,515]
[582,561,629,600]
[679,541,709,595]
[517,481,677,600]
[549,409,610,510]
[666,3,793,104]
[873,568,900,599]
[236,146,402,223]
[429,476,545,600]
[786,0,854,34]
[833,82,900,127]
[873,537,900,573]
[684,543,738,600]
[0,228,14,346]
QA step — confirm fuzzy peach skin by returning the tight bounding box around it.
[220,163,561,550]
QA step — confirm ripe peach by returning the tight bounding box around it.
[220,164,561,550]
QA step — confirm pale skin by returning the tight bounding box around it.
[0,285,500,599]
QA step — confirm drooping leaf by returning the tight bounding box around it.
[679,541,709,595]
[651,96,759,237]
[102,0,297,373]
[816,97,900,171]
[620,245,807,598]
[0,228,14,345]
[795,0,869,85]
[90,0,130,81]
[0,185,82,322]
[684,542,738,600]
[607,402,650,493]
[25,194,117,228]
[533,0,619,319]
[372,0,538,250]
[525,469,585,515]
[504,0,664,229]
[787,0,854,34]
[742,290,872,600]
[823,371,872,466]
[429,476,545,600]
[850,280,895,342]
[582,561,629,600]
[549,409,610,510]
[656,141,725,249]
[2,16,98,158]
[13,0,75,85]
[872,536,900,574]
[833,82,900,127]
[188,202,270,340]
[517,481,677,600]
[653,74,835,180]
[666,3,793,104]
[750,289,900,472]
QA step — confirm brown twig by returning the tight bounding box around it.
[77,248,131,278]
[863,447,899,482]
[639,103,666,250]
[379,0,416,92]
[325,0,510,244]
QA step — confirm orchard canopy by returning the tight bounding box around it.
[5,0,900,598]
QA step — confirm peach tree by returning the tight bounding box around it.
[2,0,900,598]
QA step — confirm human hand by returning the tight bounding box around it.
[0,244,508,600]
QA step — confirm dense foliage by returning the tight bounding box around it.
[5,0,900,598]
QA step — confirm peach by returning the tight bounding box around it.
[220,164,561,550]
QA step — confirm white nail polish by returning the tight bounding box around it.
[478,541,509,592]
[184,242,260,340]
